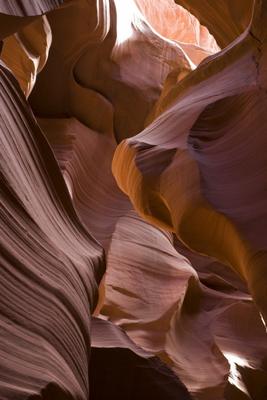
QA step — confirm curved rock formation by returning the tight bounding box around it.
[113,0,267,326]
[1,16,52,97]
[90,317,192,399]
[136,0,220,65]
[37,117,131,250]
[1,0,267,399]
[111,0,267,396]
[0,59,105,399]
[0,0,64,39]
[175,0,254,48]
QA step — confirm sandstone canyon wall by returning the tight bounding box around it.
[0,1,267,399]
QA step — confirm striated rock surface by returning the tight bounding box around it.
[1,0,267,399]
[0,60,105,399]
[111,0,267,397]
[0,0,64,17]
[136,0,220,65]
[174,0,254,48]
[112,0,267,324]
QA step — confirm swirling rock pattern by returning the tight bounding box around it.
[1,1,267,399]
[112,0,267,323]
[0,60,105,399]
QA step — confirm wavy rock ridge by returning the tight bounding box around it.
[1,1,267,399]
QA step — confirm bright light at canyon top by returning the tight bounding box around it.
[114,0,142,44]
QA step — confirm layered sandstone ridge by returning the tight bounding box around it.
[1,1,267,400]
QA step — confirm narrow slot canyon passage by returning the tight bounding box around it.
[0,1,267,399]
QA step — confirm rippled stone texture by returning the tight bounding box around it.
[0,60,105,399]
[1,1,267,400]
[113,0,267,326]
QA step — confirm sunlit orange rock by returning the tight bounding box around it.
[1,1,267,399]
[175,0,254,48]
[136,0,220,65]
[1,16,52,97]
[113,0,267,324]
